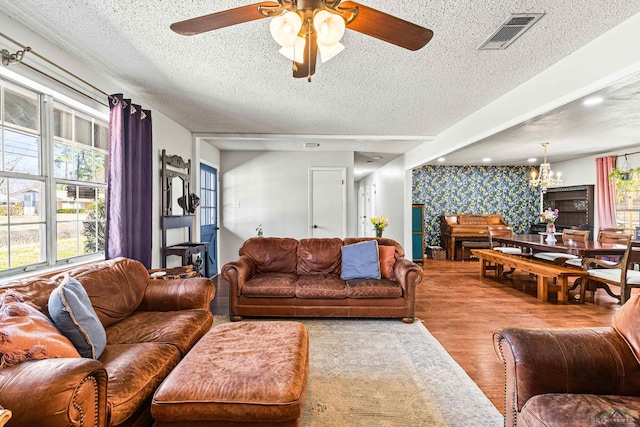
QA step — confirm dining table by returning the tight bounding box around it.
[492,233,629,258]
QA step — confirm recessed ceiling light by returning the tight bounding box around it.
[372,155,383,160]
[437,157,445,162]
[583,96,603,106]
[528,158,537,163]
[482,157,491,163]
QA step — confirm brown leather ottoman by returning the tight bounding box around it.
[151,321,309,427]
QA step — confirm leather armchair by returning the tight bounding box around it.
[493,295,640,426]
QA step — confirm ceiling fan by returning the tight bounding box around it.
[170,0,433,81]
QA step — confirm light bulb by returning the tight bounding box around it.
[279,36,306,63]
[313,10,345,47]
[270,11,303,48]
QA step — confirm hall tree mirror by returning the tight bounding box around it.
[161,150,190,217]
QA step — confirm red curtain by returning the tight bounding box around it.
[595,156,617,229]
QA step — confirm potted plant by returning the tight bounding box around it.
[609,166,640,197]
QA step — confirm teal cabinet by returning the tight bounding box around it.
[412,204,424,263]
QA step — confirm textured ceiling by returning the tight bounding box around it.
[1,0,640,175]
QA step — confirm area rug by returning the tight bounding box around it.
[213,317,503,427]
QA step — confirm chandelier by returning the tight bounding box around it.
[529,143,562,193]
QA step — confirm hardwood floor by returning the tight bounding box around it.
[211,258,628,415]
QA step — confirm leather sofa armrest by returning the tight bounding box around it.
[493,327,640,427]
[139,277,215,311]
[0,358,108,427]
[393,258,423,295]
[222,255,257,295]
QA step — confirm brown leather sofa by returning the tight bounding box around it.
[222,237,423,323]
[0,257,215,427]
[493,295,640,426]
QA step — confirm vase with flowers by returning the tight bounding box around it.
[539,208,559,242]
[370,216,389,238]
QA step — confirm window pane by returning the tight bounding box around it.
[0,226,7,270]
[0,180,7,225]
[57,221,79,260]
[10,224,45,269]
[80,221,96,255]
[75,116,92,146]
[8,179,43,222]
[57,184,80,218]
[94,123,108,150]
[3,128,39,174]
[76,149,93,182]
[4,86,38,131]
[53,143,76,179]
[94,152,107,183]
[53,105,73,140]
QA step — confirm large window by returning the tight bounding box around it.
[0,79,108,276]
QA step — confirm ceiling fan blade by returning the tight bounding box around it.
[338,1,433,51]
[170,2,279,36]
[293,32,318,81]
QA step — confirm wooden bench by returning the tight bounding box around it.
[471,249,588,302]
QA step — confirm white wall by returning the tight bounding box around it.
[219,151,355,266]
[357,158,409,254]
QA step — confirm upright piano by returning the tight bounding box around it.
[440,214,508,260]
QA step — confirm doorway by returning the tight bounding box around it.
[199,163,218,276]
[309,167,346,238]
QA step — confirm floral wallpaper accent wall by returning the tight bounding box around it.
[412,165,540,246]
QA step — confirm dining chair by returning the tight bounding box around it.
[533,229,590,263]
[488,226,521,255]
[488,225,520,276]
[565,229,631,268]
[580,240,640,304]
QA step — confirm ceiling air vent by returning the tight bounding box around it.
[478,13,544,50]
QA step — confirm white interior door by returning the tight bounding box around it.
[309,168,346,238]
[358,186,365,236]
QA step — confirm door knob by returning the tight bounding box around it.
[313,225,318,229]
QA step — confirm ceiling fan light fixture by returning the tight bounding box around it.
[270,11,303,48]
[318,41,344,62]
[314,10,346,47]
[279,36,307,63]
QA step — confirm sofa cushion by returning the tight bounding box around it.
[344,237,405,258]
[295,274,347,299]
[48,277,107,359]
[242,273,298,297]
[341,240,381,280]
[48,258,149,328]
[612,294,640,364]
[297,238,343,275]
[520,393,640,427]
[0,291,80,368]
[378,245,397,280]
[239,237,299,274]
[346,279,403,298]
[100,343,181,426]
[105,309,213,356]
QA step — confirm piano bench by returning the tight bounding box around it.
[461,241,491,260]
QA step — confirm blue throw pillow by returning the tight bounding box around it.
[48,277,107,359]
[341,240,381,280]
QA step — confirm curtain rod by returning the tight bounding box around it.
[617,150,640,159]
[0,31,111,107]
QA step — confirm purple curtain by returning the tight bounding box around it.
[106,94,153,268]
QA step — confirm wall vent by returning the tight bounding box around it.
[478,13,544,50]
[304,142,320,148]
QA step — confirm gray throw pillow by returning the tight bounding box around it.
[48,277,107,359]
[341,240,381,280]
